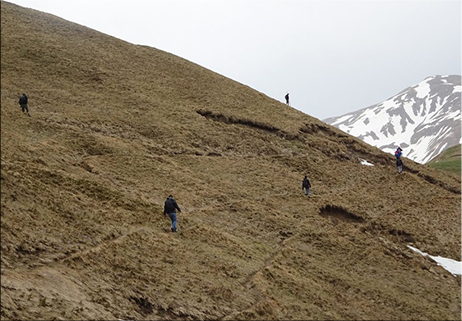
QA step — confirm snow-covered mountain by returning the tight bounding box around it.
[324,75,461,164]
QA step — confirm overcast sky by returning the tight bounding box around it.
[7,0,462,120]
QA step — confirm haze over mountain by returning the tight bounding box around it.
[1,2,461,320]
[324,75,461,164]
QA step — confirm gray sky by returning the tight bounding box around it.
[7,0,462,120]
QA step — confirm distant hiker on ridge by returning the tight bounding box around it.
[302,175,311,196]
[285,92,290,105]
[163,195,182,232]
[395,146,403,159]
[18,93,30,117]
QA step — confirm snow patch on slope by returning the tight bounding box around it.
[408,246,461,276]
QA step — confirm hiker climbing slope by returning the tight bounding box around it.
[302,175,311,196]
[285,92,290,105]
[395,146,403,174]
[163,195,182,232]
[19,93,30,117]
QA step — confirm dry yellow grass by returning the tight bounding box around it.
[1,1,461,320]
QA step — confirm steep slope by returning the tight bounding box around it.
[1,2,461,320]
[324,75,461,164]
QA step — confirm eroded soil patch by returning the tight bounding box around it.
[320,204,365,223]
[197,109,299,140]
[361,221,416,243]
[129,296,153,315]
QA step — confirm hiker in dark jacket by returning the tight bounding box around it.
[163,195,181,232]
[18,93,30,117]
[285,92,290,105]
[396,158,403,174]
[302,175,311,196]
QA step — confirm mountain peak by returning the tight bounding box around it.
[325,75,461,163]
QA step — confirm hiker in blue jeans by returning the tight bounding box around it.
[302,175,311,196]
[163,195,181,232]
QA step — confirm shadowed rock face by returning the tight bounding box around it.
[325,75,461,164]
[1,2,461,321]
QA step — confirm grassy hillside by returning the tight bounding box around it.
[1,1,461,320]
[428,144,461,175]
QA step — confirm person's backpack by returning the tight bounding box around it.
[19,95,27,105]
[165,197,179,213]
